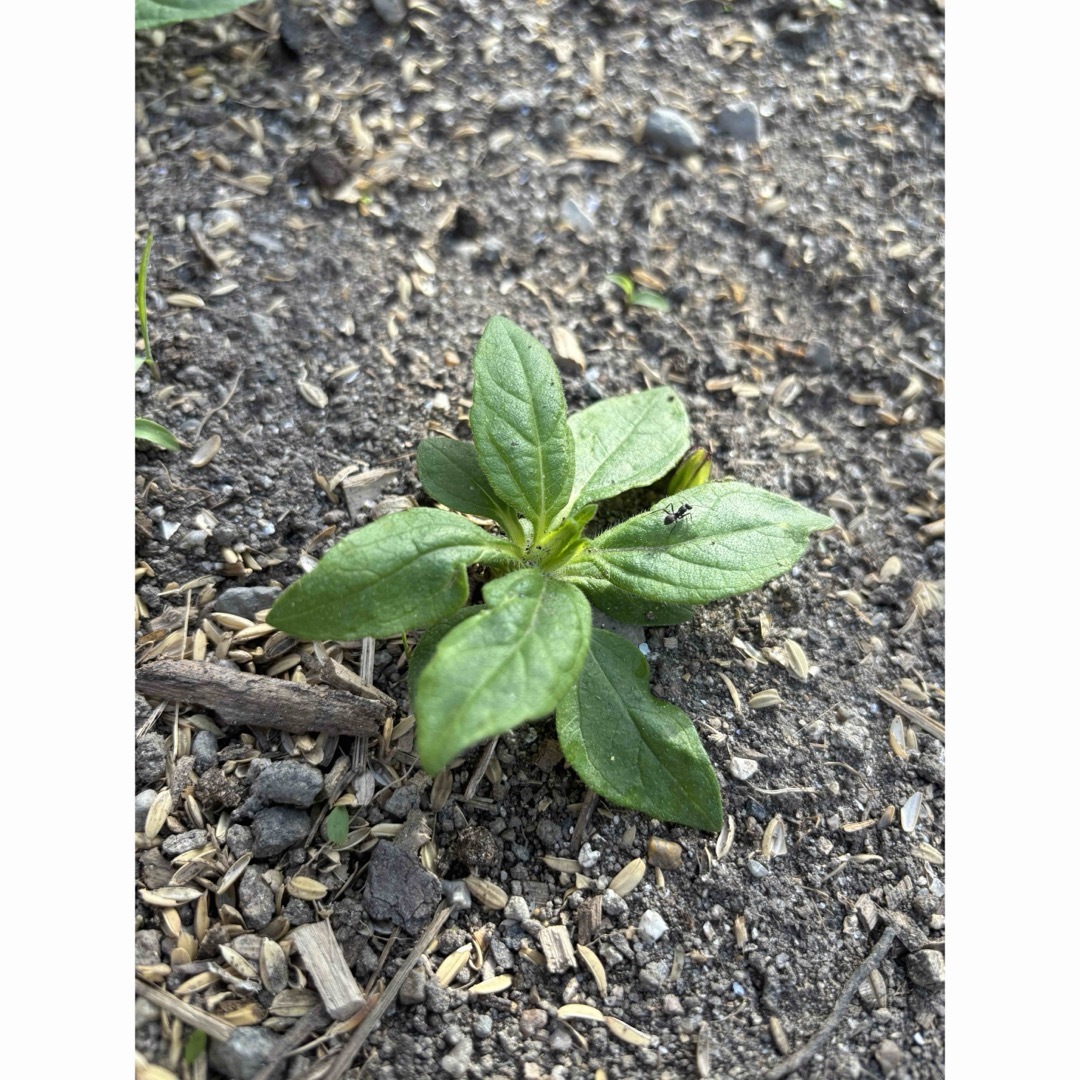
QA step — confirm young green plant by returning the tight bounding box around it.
[135,233,180,451]
[269,316,832,831]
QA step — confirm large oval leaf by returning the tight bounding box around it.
[268,508,517,640]
[469,317,574,537]
[556,629,723,832]
[582,482,832,604]
[415,571,591,773]
[567,387,690,512]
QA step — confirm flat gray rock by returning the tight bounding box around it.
[643,107,703,157]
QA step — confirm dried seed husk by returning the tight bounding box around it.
[298,380,329,409]
[867,968,888,1007]
[749,689,782,710]
[605,1015,651,1046]
[900,792,923,833]
[429,769,452,812]
[575,944,608,996]
[140,886,202,908]
[761,816,787,859]
[519,944,544,968]
[175,971,218,995]
[216,853,252,895]
[260,938,289,995]
[469,975,512,996]
[220,1003,265,1026]
[144,789,173,840]
[194,893,210,942]
[464,876,508,910]
[160,908,182,939]
[876,805,896,829]
[647,837,683,870]
[734,914,748,949]
[841,820,876,834]
[190,435,222,468]
[888,715,909,760]
[609,858,647,898]
[915,842,944,865]
[166,292,204,308]
[212,612,254,631]
[769,1016,791,1055]
[542,856,583,874]
[270,989,320,1017]
[715,814,735,859]
[435,944,473,988]
[557,1003,604,1023]
[783,639,810,681]
[286,876,328,901]
[219,944,258,981]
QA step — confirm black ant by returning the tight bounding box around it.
[661,502,693,526]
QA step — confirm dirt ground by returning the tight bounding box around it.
[135,2,945,1077]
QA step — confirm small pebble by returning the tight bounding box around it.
[399,969,426,1006]
[504,895,532,923]
[372,0,407,26]
[519,1008,548,1037]
[250,760,324,809]
[214,587,280,621]
[638,909,669,944]
[135,734,167,786]
[717,102,763,144]
[250,807,311,858]
[905,949,945,988]
[237,866,276,931]
[643,107,703,157]
[209,1027,281,1080]
[161,830,209,858]
[192,730,218,773]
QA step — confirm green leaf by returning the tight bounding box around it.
[559,563,695,627]
[469,316,574,538]
[407,606,483,706]
[581,482,832,605]
[415,570,591,774]
[135,417,180,450]
[268,508,519,641]
[325,806,349,846]
[628,288,670,313]
[556,629,724,832]
[416,437,525,545]
[136,1,252,30]
[183,1028,207,1064]
[566,387,690,513]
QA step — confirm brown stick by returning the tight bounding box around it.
[765,926,898,1080]
[135,977,235,1041]
[136,659,387,736]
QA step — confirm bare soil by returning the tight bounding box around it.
[135,2,945,1078]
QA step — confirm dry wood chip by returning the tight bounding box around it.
[538,924,576,974]
[291,921,364,1021]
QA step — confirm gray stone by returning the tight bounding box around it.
[372,0,407,26]
[504,895,531,923]
[639,960,670,991]
[213,587,281,621]
[162,830,210,858]
[558,197,595,236]
[425,979,452,1014]
[441,879,472,910]
[805,340,834,371]
[494,89,534,113]
[251,760,324,809]
[209,1026,283,1080]
[439,1036,473,1078]
[192,730,219,773]
[906,948,945,988]
[519,1008,548,1037]
[227,824,253,857]
[238,866,276,931]
[643,107,703,157]
[601,890,629,920]
[362,840,442,934]
[135,929,162,966]
[472,1014,493,1040]
[251,807,310,858]
[135,733,167,786]
[399,969,427,1006]
[384,783,422,820]
[717,102,762,144]
[638,909,669,944]
[135,789,157,831]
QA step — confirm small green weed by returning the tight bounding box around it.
[269,317,832,831]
